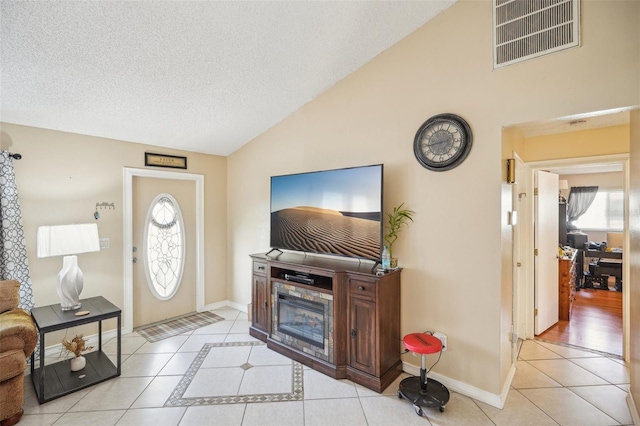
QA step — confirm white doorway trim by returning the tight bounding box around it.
[519,154,629,360]
[512,153,533,342]
[123,168,205,333]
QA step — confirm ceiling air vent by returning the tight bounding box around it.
[493,0,580,69]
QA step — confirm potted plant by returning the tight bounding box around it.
[384,203,415,269]
[62,334,94,371]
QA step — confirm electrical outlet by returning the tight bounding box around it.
[433,331,447,352]
[99,238,110,249]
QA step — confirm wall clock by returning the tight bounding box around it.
[413,113,473,171]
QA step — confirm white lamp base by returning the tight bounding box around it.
[58,255,84,311]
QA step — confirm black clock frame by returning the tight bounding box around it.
[413,113,473,172]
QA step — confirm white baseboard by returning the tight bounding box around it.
[499,363,517,409]
[628,390,639,425]
[202,300,248,313]
[402,360,510,409]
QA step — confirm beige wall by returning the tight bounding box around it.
[228,0,640,398]
[1,0,638,407]
[0,123,228,334]
[524,125,629,161]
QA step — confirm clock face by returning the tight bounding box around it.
[413,114,472,171]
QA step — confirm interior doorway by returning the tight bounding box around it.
[523,155,629,359]
[505,109,632,361]
[530,155,629,356]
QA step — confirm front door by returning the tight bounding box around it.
[132,177,196,328]
[534,170,559,335]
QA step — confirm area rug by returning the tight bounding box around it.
[135,311,224,342]
[165,341,304,406]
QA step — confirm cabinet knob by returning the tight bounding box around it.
[351,329,356,337]
[258,266,265,270]
[358,286,364,291]
[263,301,268,308]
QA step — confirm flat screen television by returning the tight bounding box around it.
[270,164,383,262]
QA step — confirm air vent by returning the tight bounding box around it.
[493,0,580,69]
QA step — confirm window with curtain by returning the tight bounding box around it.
[573,188,623,231]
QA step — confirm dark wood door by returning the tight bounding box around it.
[349,296,376,375]
[253,274,269,333]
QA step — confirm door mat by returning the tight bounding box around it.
[135,311,224,342]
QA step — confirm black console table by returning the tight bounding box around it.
[30,296,121,403]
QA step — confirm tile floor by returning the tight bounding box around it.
[20,308,633,425]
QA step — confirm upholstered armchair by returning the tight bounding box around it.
[0,280,37,426]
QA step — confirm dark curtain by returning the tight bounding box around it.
[567,186,599,228]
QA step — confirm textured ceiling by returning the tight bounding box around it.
[1,1,456,156]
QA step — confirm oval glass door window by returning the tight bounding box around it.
[143,193,185,300]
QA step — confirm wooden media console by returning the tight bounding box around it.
[250,252,402,393]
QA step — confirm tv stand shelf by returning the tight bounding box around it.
[270,265,333,293]
[250,252,402,393]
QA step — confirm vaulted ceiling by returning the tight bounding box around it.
[1,1,456,156]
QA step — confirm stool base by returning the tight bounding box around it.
[398,376,450,416]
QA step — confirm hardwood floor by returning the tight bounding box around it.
[537,285,623,356]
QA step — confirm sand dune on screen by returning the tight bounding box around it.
[271,207,380,259]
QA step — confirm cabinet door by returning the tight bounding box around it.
[253,274,269,332]
[349,297,376,375]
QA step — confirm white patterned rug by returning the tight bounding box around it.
[165,341,304,406]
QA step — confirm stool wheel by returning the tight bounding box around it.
[439,406,445,412]
[414,405,423,417]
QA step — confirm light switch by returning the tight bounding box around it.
[99,238,110,249]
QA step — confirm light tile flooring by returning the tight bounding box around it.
[20,308,633,425]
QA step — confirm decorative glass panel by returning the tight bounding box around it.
[143,193,185,300]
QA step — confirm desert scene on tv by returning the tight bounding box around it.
[270,165,383,261]
[271,206,380,260]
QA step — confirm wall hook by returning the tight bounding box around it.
[94,202,115,220]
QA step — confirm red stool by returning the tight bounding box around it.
[398,333,450,416]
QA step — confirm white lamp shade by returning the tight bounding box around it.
[37,224,100,258]
[559,180,569,190]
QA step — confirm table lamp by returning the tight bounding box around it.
[37,223,100,311]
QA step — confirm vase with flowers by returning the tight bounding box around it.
[62,335,94,371]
